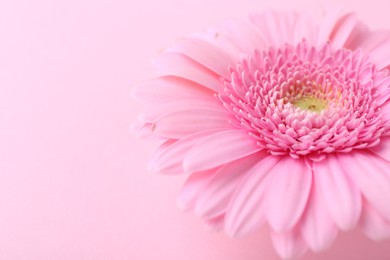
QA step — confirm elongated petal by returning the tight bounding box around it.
[380,103,390,132]
[222,18,267,54]
[354,30,390,52]
[360,201,390,241]
[313,154,362,231]
[329,13,363,49]
[140,97,223,122]
[224,156,282,237]
[154,109,230,139]
[195,153,262,218]
[370,46,390,70]
[339,151,390,222]
[132,76,213,103]
[317,8,344,45]
[167,38,235,79]
[153,52,222,92]
[191,27,241,60]
[300,181,338,252]
[250,11,297,47]
[177,169,219,211]
[370,137,390,161]
[203,214,225,232]
[293,11,316,45]
[271,228,308,260]
[150,130,221,175]
[360,32,390,69]
[183,129,262,172]
[266,157,312,232]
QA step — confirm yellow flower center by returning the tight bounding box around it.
[293,95,327,112]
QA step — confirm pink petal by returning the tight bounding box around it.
[354,30,390,52]
[329,13,363,49]
[373,73,390,107]
[271,228,308,260]
[140,97,224,122]
[183,129,263,172]
[167,37,235,79]
[150,130,221,175]
[195,153,262,219]
[153,52,222,92]
[313,154,362,231]
[300,180,338,252]
[222,18,267,54]
[381,103,390,132]
[250,11,298,47]
[368,43,390,69]
[132,76,213,103]
[203,214,225,232]
[224,156,282,237]
[293,11,317,45]
[148,139,176,170]
[317,8,344,45]
[339,151,390,223]
[343,21,369,49]
[191,27,241,61]
[357,31,390,69]
[369,137,390,160]
[266,157,312,232]
[154,109,230,139]
[360,201,390,241]
[177,169,219,211]
[252,11,315,47]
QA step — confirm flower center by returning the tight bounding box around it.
[292,95,327,112]
[219,40,387,160]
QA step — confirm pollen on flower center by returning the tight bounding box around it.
[284,81,332,113]
[219,40,387,160]
[292,95,328,112]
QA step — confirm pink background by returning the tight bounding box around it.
[1,0,390,259]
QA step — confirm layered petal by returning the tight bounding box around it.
[150,130,221,175]
[271,228,308,260]
[249,11,316,47]
[167,37,235,79]
[177,169,219,211]
[221,18,267,54]
[140,97,223,122]
[183,129,262,172]
[369,137,390,160]
[339,151,390,222]
[317,10,369,49]
[313,154,362,231]
[359,31,390,69]
[380,103,390,132]
[132,76,213,103]
[360,201,390,241]
[203,214,225,232]
[153,108,230,139]
[195,153,262,218]
[265,157,312,232]
[153,52,223,92]
[300,179,338,252]
[328,13,367,49]
[224,155,281,237]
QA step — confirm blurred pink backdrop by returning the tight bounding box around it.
[1,0,390,259]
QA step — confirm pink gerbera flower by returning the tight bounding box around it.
[133,10,390,259]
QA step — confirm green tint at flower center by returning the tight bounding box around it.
[293,96,328,112]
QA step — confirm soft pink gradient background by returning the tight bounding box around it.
[1,0,390,259]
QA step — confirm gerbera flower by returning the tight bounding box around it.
[133,9,390,259]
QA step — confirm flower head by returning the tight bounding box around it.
[133,10,390,259]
